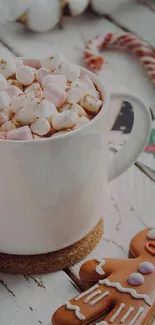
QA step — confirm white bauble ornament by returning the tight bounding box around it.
[91,0,125,15]
[27,0,60,32]
[68,0,89,16]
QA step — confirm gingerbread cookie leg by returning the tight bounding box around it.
[98,302,147,325]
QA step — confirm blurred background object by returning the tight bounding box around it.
[0,0,129,33]
[0,0,155,34]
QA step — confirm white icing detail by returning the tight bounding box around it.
[129,307,144,325]
[99,279,152,306]
[96,322,108,325]
[63,301,86,320]
[110,303,125,322]
[148,229,155,240]
[96,258,105,275]
[120,306,134,323]
[90,291,109,306]
[84,290,101,303]
[75,284,99,301]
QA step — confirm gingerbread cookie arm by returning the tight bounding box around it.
[80,258,130,282]
[52,281,112,325]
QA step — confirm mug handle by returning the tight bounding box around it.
[108,90,151,182]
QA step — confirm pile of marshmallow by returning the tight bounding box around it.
[0,55,103,141]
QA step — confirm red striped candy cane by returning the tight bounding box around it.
[84,33,155,83]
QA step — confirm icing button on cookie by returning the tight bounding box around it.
[139,262,155,274]
[128,273,144,286]
[147,229,155,240]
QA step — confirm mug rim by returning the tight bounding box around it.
[2,58,110,144]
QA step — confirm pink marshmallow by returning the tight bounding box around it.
[6,86,23,99]
[42,75,67,90]
[6,126,33,140]
[0,131,6,139]
[43,83,67,108]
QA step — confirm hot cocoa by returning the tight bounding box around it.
[0,56,103,140]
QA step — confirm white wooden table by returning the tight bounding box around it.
[0,3,155,324]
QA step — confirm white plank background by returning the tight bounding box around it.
[110,0,155,46]
[69,157,155,279]
[0,4,154,324]
[0,272,79,325]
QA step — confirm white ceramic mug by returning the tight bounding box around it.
[0,59,151,255]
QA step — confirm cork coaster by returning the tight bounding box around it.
[0,217,103,275]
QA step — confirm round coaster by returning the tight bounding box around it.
[0,217,103,274]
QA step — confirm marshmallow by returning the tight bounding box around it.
[11,93,36,114]
[23,93,38,110]
[0,73,7,89]
[33,134,44,140]
[0,58,16,79]
[42,75,67,90]
[32,99,57,122]
[7,79,23,91]
[0,111,10,125]
[86,88,100,99]
[0,91,11,109]
[0,131,6,139]
[66,76,98,104]
[30,118,51,136]
[43,83,67,107]
[72,116,90,129]
[25,83,42,98]
[66,87,83,104]
[52,111,79,130]
[33,99,58,123]
[40,54,64,71]
[0,119,19,132]
[61,103,87,117]
[15,108,36,126]
[37,68,51,84]
[52,130,70,137]
[11,94,25,113]
[80,94,103,114]
[54,61,80,82]
[4,106,14,119]
[71,75,95,90]
[6,86,23,99]
[6,126,33,141]
[16,65,34,86]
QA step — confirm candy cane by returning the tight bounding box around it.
[84,32,155,83]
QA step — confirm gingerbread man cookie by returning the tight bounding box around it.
[52,228,155,325]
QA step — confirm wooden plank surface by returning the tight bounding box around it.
[69,153,155,281]
[109,0,155,47]
[0,272,79,325]
[0,42,15,59]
